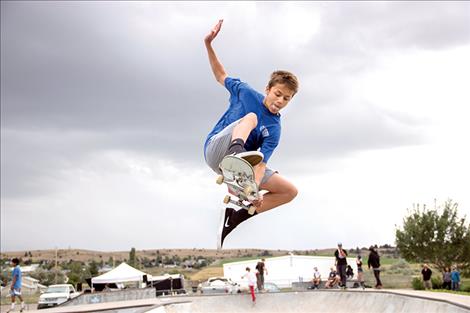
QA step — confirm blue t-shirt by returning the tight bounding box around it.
[451,270,460,282]
[12,265,22,289]
[204,77,281,163]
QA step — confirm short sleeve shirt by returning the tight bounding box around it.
[12,266,22,289]
[204,77,281,163]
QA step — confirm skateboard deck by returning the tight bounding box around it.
[217,155,260,215]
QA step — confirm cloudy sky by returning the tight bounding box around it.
[2,1,469,252]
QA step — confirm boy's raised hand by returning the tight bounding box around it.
[205,19,224,45]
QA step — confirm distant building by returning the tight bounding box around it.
[1,276,47,297]
[223,254,357,288]
[13,264,40,274]
[98,265,114,273]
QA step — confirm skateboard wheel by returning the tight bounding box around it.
[248,206,256,215]
[216,175,224,185]
[243,185,253,195]
[223,195,231,204]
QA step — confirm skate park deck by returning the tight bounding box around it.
[26,289,470,313]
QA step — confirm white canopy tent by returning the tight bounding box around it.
[91,262,151,286]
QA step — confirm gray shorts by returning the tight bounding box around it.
[204,120,276,186]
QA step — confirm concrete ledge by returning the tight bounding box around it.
[25,289,470,313]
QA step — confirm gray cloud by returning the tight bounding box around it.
[2,1,469,250]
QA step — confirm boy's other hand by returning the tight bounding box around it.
[251,193,264,209]
[205,19,224,45]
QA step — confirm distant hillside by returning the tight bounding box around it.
[1,246,398,264]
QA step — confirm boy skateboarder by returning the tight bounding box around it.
[203,20,299,249]
[7,258,25,312]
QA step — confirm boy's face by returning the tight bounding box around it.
[264,83,295,114]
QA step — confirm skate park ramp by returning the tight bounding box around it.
[146,290,470,313]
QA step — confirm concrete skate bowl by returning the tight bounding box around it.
[146,291,470,313]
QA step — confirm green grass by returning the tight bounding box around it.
[429,289,470,296]
[218,256,272,265]
[0,293,39,305]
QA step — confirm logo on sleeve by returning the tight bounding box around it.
[260,125,270,138]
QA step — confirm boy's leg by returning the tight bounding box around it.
[226,113,263,166]
[217,172,297,248]
[228,113,257,153]
[9,295,16,312]
[256,173,298,213]
[249,285,256,302]
[19,294,25,311]
[205,114,262,174]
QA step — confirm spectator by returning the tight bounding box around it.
[241,267,256,303]
[451,267,461,291]
[8,258,25,313]
[421,264,433,290]
[368,246,382,289]
[325,267,340,289]
[442,267,452,290]
[346,265,354,280]
[255,258,268,292]
[334,242,348,288]
[356,255,365,289]
[311,267,321,289]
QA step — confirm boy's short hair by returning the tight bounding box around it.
[12,258,19,265]
[268,70,299,95]
[246,267,250,271]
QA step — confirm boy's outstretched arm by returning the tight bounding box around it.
[205,20,228,86]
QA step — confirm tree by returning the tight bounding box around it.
[87,260,99,277]
[129,248,137,268]
[30,268,66,285]
[395,199,470,275]
[67,261,90,287]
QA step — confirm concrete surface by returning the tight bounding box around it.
[15,289,470,313]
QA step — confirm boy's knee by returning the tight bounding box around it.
[242,112,258,127]
[287,185,298,201]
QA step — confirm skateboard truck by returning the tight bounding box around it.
[222,194,257,215]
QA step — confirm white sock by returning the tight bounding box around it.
[11,302,16,309]
[21,301,25,308]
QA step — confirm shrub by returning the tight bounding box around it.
[412,277,424,290]
[461,283,470,293]
[390,259,410,270]
[431,277,442,289]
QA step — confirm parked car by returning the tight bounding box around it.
[37,284,81,309]
[198,277,241,294]
[238,281,281,293]
[261,282,281,293]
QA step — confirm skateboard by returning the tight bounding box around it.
[216,155,260,215]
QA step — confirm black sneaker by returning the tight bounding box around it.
[227,138,247,155]
[217,208,258,249]
[217,208,237,250]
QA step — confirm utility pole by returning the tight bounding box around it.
[55,247,58,284]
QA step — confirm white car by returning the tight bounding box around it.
[37,284,81,309]
[198,277,241,294]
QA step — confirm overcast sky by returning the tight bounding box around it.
[2,1,470,252]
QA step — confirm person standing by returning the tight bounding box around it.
[451,267,461,291]
[356,255,365,289]
[442,267,452,290]
[334,243,348,288]
[242,267,257,303]
[8,258,25,313]
[368,246,382,289]
[421,264,433,290]
[255,258,268,292]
